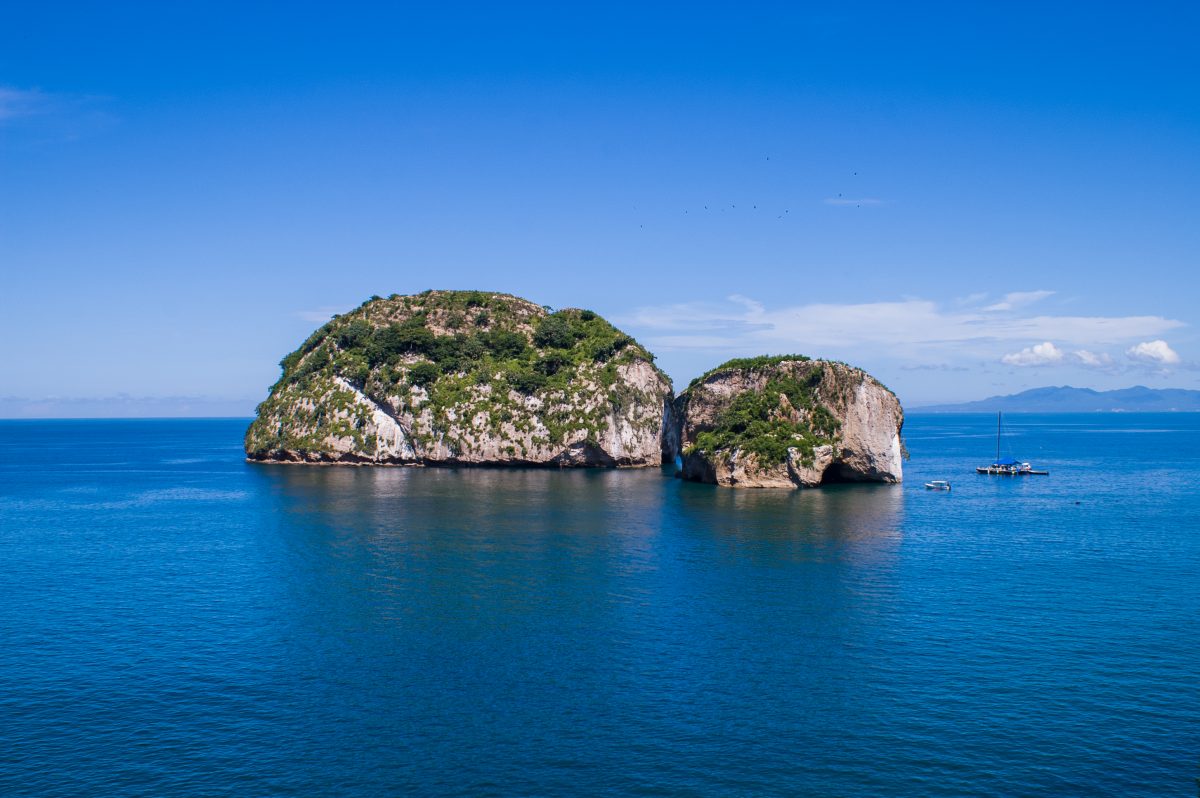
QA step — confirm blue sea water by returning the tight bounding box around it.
[0,414,1197,797]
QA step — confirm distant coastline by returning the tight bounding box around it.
[0,396,257,420]
[915,385,1200,413]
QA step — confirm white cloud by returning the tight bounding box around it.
[900,363,969,372]
[1001,342,1065,366]
[1126,340,1180,366]
[295,306,352,323]
[727,294,765,314]
[823,197,884,206]
[0,86,48,122]
[1072,350,1114,368]
[0,86,116,139]
[984,290,1055,312]
[620,295,1184,357]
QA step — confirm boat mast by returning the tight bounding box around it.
[995,411,1001,463]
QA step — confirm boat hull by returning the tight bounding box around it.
[979,412,1049,475]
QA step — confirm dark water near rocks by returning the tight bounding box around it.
[1,415,1197,796]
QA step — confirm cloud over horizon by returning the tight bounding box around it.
[985,290,1056,312]
[0,86,50,122]
[1126,339,1181,366]
[1001,341,1064,366]
[295,306,354,323]
[0,85,116,140]
[1073,349,1115,368]
[823,197,885,207]
[621,293,1184,365]
[999,339,1187,374]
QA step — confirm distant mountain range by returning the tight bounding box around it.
[915,386,1200,413]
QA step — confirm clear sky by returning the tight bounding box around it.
[3,2,1198,415]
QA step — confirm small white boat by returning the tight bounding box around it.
[925,480,951,491]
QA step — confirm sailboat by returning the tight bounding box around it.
[976,412,1049,475]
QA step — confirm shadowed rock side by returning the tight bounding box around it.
[673,356,904,488]
[246,290,673,467]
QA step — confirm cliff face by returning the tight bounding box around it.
[245,291,673,467]
[673,357,904,488]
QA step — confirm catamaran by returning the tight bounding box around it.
[976,412,1049,475]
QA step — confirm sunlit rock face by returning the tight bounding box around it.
[673,357,904,489]
[245,290,673,468]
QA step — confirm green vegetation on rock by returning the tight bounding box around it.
[687,354,811,390]
[245,290,668,460]
[684,357,844,466]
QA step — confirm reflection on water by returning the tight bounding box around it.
[258,464,904,548]
[246,463,910,785]
[251,465,906,600]
[3,417,1198,797]
[678,478,904,543]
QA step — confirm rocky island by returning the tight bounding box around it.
[245,290,673,466]
[246,292,905,486]
[673,356,904,488]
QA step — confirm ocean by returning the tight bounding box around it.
[1,414,1197,796]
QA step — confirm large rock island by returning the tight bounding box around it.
[674,356,904,488]
[246,291,673,466]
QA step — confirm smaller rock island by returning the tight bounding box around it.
[673,356,904,488]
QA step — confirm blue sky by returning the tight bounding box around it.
[3,2,1198,415]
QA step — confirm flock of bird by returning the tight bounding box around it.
[635,168,866,227]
